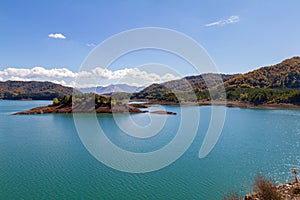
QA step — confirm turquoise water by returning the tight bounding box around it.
[0,100,300,199]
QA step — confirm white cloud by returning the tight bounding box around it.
[0,66,180,88]
[205,15,240,27]
[1,67,76,78]
[9,76,32,82]
[48,33,66,39]
[75,67,180,87]
[51,80,68,86]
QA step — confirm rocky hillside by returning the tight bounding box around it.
[0,81,75,100]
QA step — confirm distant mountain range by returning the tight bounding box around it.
[0,81,74,100]
[79,84,145,95]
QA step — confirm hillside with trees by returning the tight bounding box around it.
[133,57,300,105]
[0,81,75,100]
[132,74,234,102]
[225,56,300,88]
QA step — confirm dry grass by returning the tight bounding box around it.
[253,175,282,200]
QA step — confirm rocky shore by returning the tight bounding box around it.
[245,182,300,200]
[14,104,176,115]
[138,100,300,109]
[223,169,300,200]
[14,104,145,114]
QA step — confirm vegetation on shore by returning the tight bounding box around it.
[52,93,112,108]
[224,174,300,200]
[15,93,144,114]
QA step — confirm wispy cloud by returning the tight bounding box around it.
[86,43,96,47]
[205,15,240,27]
[48,33,66,39]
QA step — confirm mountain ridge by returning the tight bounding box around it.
[79,84,145,95]
[225,56,300,88]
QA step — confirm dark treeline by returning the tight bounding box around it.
[132,87,300,105]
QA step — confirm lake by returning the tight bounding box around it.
[0,100,300,199]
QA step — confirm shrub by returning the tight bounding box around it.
[253,175,282,200]
[53,97,60,105]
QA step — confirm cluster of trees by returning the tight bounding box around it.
[132,86,300,105]
[226,88,300,105]
[225,57,300,88]
[53,93,112,108]
[2,92,61,100]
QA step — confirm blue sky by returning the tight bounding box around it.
[0,0,299,86]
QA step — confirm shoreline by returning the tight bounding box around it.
[244,182,300,200]
[13,100,300,115]
[13,104,177,115]
[139,100,300,110]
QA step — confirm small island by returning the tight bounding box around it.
[14,94,176,115]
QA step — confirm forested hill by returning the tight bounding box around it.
[133,57,300,105]
[225,56,300,88]
[0,81,74,100]
[133,74,235,100]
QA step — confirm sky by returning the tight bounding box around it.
[0,0,299,87]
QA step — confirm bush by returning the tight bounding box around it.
[53,97,60,105]
[253,175,282,200]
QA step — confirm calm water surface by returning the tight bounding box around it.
[0,100,300,199]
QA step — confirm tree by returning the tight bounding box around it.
[53,97,60,105]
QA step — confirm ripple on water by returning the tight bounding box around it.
[1,101,300,199]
